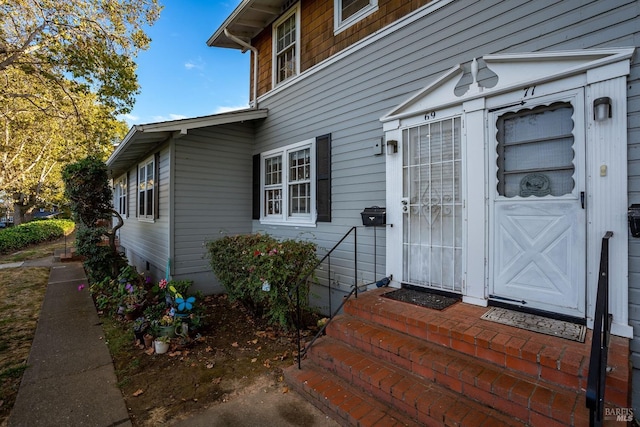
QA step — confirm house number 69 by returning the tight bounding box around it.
[424,111,436,120]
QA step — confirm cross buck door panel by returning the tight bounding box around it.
[402,116,463,293]
[490,90,586,317]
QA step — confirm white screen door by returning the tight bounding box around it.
[490,91,586,317]
[402,117,462,292]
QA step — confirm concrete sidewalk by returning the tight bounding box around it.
[8,259,131,427]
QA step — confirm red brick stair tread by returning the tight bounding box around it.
[285,360,524,427]
[305,338,530,426]
[285,362,419,426]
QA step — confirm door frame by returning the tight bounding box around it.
[382,48,633,337]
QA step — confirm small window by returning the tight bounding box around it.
[114,175,127,216]
[334,0,378,33]
[273,5,299,86]
[261,140,315,224]
[496,102,575,197]
[138,157,155,220]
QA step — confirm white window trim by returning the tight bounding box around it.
[114,175,127,217]
[137,157,155,222]
[334,0,378,35]
[260,139,316,226]
[272,3,300,87]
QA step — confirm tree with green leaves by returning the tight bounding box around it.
[63,155,125,281]
[0,0,162,223]
[0,0,162,115]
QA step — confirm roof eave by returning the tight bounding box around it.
[207,0,285,49]
[106,108,268,178]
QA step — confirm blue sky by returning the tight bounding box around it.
[121,0,248,126]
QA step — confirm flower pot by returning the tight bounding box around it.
[143,334,153,348]
[158,325,176,338]
[154,339,170,354]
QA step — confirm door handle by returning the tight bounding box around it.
[581,191,585,209]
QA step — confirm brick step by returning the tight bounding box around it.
[324,314,589,426]
[344,289,629,406]
[285,357,526,427]
[285,362,420,427]
[299,338,529,426]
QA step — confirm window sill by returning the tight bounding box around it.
[137,217,155,223]
[259,219,317,228]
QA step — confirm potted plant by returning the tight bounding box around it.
[154,335,170,354]
[132,317,149,345]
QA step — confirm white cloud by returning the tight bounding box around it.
[184,57,205,71]
[147,114,188,123]
[212,104,251,114]
[119,113,139,124]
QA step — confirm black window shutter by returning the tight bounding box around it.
[316,134,331,222]
[135,166,139,218]
[252,154,261,220]
[154,152,160,219]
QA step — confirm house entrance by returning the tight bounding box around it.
[489,90,586,318]
[401,116,463,293]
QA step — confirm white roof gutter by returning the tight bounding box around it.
[224,28,258,109]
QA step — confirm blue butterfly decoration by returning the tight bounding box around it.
[175,296,196,311]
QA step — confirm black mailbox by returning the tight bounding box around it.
[629,204,640,237]
[361,206,386,226]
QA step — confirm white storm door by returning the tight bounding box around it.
[402,117,463,293]
[490,91,586,317]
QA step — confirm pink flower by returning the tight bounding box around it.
[158,279,168,290]
[77,284,85,291]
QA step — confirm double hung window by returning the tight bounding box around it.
[114,175,127,216]
[261,140,315,224]
[138,157,155,220]
[273,5,299,85]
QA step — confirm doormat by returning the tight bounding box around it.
[382,288,459,310]
[481,307,586,343]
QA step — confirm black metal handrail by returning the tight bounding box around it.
[293,226,357,369]
[586,231,613,427]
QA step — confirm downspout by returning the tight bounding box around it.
[224,28,258,109]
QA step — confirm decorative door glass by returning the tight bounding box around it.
[496,102,574,197]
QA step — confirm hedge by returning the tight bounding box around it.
[0,219,75,254]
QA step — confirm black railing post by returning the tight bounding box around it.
[293,226,384,369]
[586,231,613,427]
[328,254,332,316]
[354,226,358,298]
[296,283,301,370]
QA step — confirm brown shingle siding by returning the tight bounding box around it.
[251,0,432,99]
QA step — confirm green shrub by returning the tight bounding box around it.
[206,234,317,329]
[0,219,75,254]
[75,224,126,283]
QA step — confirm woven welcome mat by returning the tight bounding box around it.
[481,307,586,342]
[382,288,460,310]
